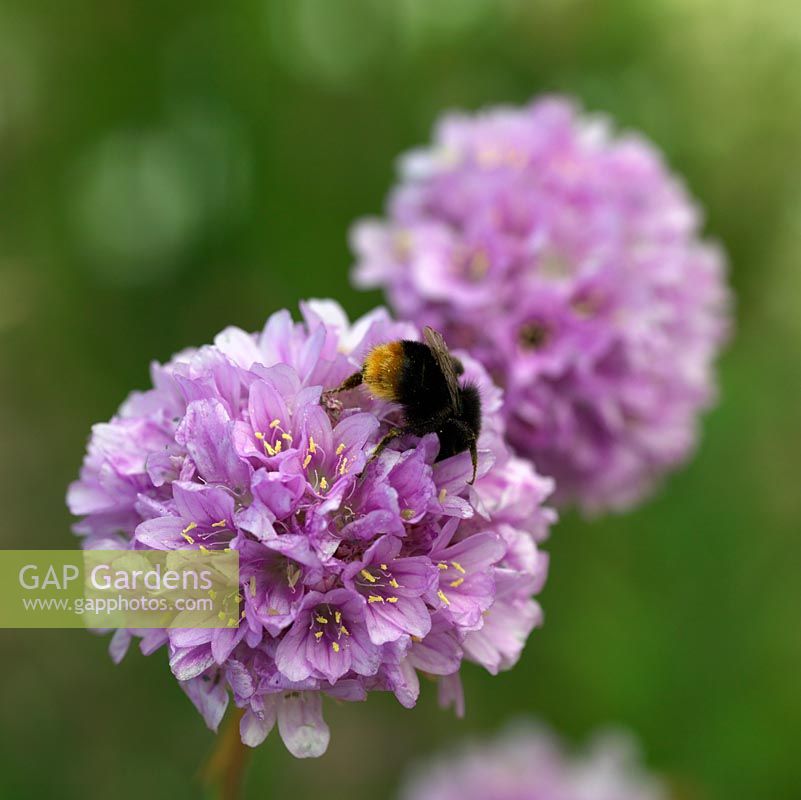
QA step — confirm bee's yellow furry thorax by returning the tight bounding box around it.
[363,342,403,401]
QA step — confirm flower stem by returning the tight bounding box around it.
[199,707,252,800]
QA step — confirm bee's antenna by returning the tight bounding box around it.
[467,438,478,485]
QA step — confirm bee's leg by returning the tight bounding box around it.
[358,427,403,478]
[331,371,363,393]
[467,439,478,485]
[322,371,363,407]
[372,427,403,460]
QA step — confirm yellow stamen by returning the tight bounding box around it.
[269,419,281,429]
[437,589,450,606]
[281,432,293,442]
[254,431,265,440]
[438,488,448,503]
[308,435,317,454]
[360,569,377,583]
[199,545,211,555]
[437,562,449,571]
[389,578,400,589]
[287,564,302,589]
[319,476,329,491]
[451,561,466,574]
[211,519,227,528]
[335,443,346,455]
[334,610,342,624]
[181,532,195,544]
[227,618,237,627]
[315,615,329,624]
[368,595,384,604]
[468,250,490,280]
[249,576,257,597]
[182,521,197,534]
[339,625,350,637]
[380,564,388,571]
[331,641,340,653]
[315,631,324,640]
[339,457,349,476]
[449,578,464,588]
[303,453,312,469]
[387,596,399,603]
[394,230,412,257]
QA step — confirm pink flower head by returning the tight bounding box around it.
[352,96,731,513]
[68,300,554,757]
[400,723,666,800]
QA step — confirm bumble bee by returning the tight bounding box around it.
[330,327,481,483]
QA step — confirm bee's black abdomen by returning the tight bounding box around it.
[435,385,482,462]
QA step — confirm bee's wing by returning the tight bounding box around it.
[423,326,461,411]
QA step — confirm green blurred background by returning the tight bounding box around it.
[1,1,799,798]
